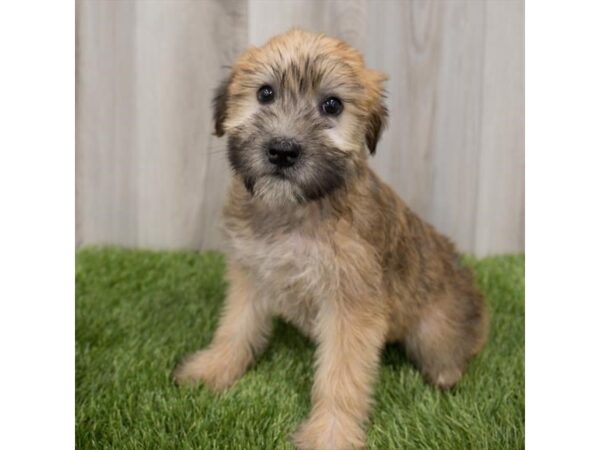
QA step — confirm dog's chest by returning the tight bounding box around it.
[227,229,335,336]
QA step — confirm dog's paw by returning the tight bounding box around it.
[172,349,237,391]
[291,412,366,450]
[424,366,463,391]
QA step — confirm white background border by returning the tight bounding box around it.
[526,0,600,448]
[0,1,74,448]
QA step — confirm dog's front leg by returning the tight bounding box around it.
[292,293,387,450]
[173,262,271,391]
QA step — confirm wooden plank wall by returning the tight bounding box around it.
[76,0,524,256]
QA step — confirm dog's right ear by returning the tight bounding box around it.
[212,75,232,137]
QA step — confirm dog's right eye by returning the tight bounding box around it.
[257,85,275,104]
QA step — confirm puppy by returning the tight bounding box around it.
[174,29,488,450]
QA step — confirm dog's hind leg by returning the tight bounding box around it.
[404,292,488,390]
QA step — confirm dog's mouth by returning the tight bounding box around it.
[244,170,307,206]
[264,160,302,182]
[242,168,297,196]
[271,167,291,179]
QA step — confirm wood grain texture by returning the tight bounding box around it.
[475,0,525,255]
[77,0,247,249]
[249,0,367,50]
[77,0,138,247]
[76,0,524,256]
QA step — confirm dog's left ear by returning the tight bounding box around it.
[365,72,388,154]
[212,75,232,137]
[365,101,388,154]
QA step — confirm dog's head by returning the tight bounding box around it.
[214,29,387,205]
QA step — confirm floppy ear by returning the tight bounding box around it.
[365,100,388,155]
[212,75,232,137]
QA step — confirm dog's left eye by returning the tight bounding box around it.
[321,97,343,116]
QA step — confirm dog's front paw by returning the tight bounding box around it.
[291,412,366,450]
[172,349,238,391]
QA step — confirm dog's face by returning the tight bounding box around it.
[214,29,388,205]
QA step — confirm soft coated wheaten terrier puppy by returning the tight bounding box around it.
[173,29,488,450]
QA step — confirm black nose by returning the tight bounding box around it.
[266,138,301,167]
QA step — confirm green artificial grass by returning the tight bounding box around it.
[76,248,524,449]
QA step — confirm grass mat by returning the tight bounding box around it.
[76,248,524,449]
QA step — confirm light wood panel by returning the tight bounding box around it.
[76,0,138,247]
[249,0,367,50]
[475,0,525,255]
[366,1,488,252]
[76,0,524,256]
[77,0,247,249]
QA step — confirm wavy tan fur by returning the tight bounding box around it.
[173,29,488,450]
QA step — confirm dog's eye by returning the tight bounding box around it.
[321,97,343,116]
[257,85,275,104]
